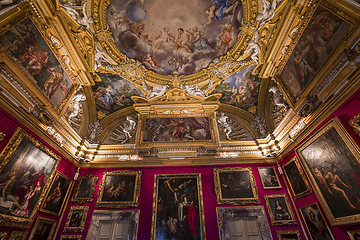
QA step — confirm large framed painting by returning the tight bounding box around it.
[258,166,282,189]
[40,172,72,216]
[264,194,296,225]
[96,170,142,208]
[59,236,82,240]
[28,217,57,240]
[300,203,334,240]
[137,113,219,148]
[276,1,355,105]
[0,128,60,228]
[64,206,89,232]
[151,174,205,240]
[276,230,300,240]
[283,157,313,199]
[296,118,360,225]
[72,174,99,204]
[214,167,260,205]
[0,17,76,112]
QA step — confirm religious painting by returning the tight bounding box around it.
[0,128,60,228]
[107,0,243,75]
[279,4,351,99]
[151,174,205,240]
[40,172,72,216]
[64,206,89,232]
[0,18,74,107]
[59,236,82,240]
[283,157,313,199]
[92,72,144,116]
[214,167,260,205]
[72,174,99,204]
[28,217,57,240]
[347,230,360,240]
[0,232,8,240]
[276,230,300,240]
[210,65,261,112]
[258,166,282,189]
[8,231,27,240]
[300,203,334,240]
[96,170,142,208]
[264,194,296,225]
[296,118,360,225]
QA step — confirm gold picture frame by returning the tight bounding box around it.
[60,235,82,240]
[214,167,260,205]
[264,194,296,225]
[0,128,60,228]
[283,157,313,199]
[347,230,360,240]
[0,232,8,240]
[96,170,142,208]
[296,118,360,226]
[72,174,99,204]
[8,231,27,240]
[349,113,360,137]
[276,230,300,240]
[64,206,89,232]
[151,173,206,240]
[257,166,282,189]
[28,217,57,240]
[0,132,5,143]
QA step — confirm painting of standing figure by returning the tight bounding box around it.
[0,18,73,107]
[151,174,205,240]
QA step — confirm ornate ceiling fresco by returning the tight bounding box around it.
[0,0,359,166]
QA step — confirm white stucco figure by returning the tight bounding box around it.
[147,85,168,99]
[217,112,232,140]
[181,84,206,98]
[94,47,112,71]
[68,93,86,123]
[121,116,137,143]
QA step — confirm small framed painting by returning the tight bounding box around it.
[264,194,296,225]
[59,235,82,240]
[72,174,99,204]
[64,206,89,232]
[276,230,300,240]
[28,217,57,240]
[8,231,27,240]
[258,166,282,189]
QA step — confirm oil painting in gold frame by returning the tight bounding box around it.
[151,173,206,240]
[60,235,82,240]
[283,157,313,199]
[8,231,27,240]
[258,166,282,189]
[214,167,260,205]
[28,217,57,240]
[296,118,360,226]
[64,206,89,233]
[72,174,99,204]
[264,194,296,225]
[96,170,142,208]
[0,128,60,228]
[276,230,300,240]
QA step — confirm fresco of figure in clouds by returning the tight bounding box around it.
[107,0,243,75]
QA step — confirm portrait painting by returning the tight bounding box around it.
[296,118,360,225]
[151,174,205,240]
[347,230,360,240]
[8,231,27,240]
[210,65,261,112]
[28,217,57,240]
[300,203,334,240]
[258,166,282,189]
[64,206,89,232]
[59,235,82,240]
[106,0,243,75]
[0,232,8,240]
[214,167,260,205]
[41,172,72,216]
[92,72,144,116]
[279,5,351,98]
[0,128,60,228]
[283,157,313,199]
[264,194,296,225]
[0,18,73,107]
[276,230,300,240]
[72,174,99,204]
[96,170,142,208]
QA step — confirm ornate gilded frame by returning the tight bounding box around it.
[0,128,60,228]
[283,156,313,199]
[0,232,8,240]
[137,112,219,149]
[8,231,27,240]
[96,170,142,208]
[276,230,300,240]
[214,167,260,205]
[349,113,360,137]
[59,235,82,240]
[257,166,282,190]
[151,173,206,240]
[296,118,360,226]
[28,217,57,240]
[72,174,99,204]
[264,194,296,225]
[347,230,360,240]
[0,132,5,143]
[64,206,89,233]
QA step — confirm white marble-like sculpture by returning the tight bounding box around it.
[94,47,112,71]
[242,30,260,64]
[217,112,232,140]
[68,93,86,123]
[252,116,268,138]
[256,0,282,26]
[147,85,168,99]
[181,84,206,98]
[62,0,93,33]
[88,120,102,143]
[121,116,137,143]
[269,85,288,109]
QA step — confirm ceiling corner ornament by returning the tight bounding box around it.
[217,112,232,140]
[0,132,5,143]
[349,113,360,137]
[88,120,103,143]
[252,115,268,139]
[269,82,289,126]
[67,93,87,124]
[61,0,94,35]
